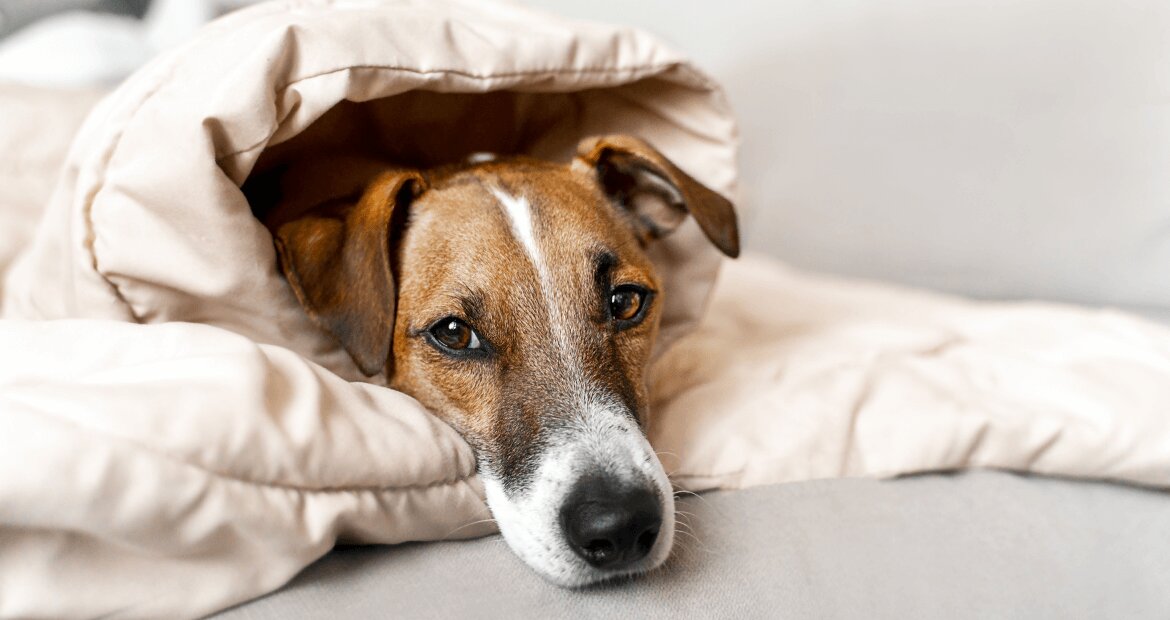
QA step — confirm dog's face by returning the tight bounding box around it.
[269,136,738,586]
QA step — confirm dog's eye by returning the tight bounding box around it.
[429,317,482,351]
[609,285,649,325]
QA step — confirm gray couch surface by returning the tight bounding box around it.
[216,470,1170,619]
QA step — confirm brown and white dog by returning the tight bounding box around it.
[261,135,738,586]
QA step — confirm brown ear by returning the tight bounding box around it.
[273,169,425,376]
[577,135,739,257]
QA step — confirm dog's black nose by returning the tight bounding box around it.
[560,476,662,569]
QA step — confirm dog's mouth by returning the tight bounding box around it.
[479,410,675,587]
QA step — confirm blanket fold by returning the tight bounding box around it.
[0,320,492,618]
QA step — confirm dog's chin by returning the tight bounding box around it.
[483,475,676,587]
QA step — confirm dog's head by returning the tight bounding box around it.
[268,135,738,585]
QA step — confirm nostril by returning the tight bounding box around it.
[635,526,659,556]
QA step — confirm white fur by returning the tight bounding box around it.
[467,151,498,164]
[490,187,541,266]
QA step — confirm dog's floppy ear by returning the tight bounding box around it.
[273,169,425,376]
[577,135,739,257]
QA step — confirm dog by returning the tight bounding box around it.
[261,135,739,586]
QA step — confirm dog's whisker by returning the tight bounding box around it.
[672,529,713,556]
[674,488,732,521]
[442,517,499,540]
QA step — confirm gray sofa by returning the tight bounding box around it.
[217,471,1170,618]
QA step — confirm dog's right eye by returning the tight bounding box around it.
[608,284,651,328]
[427,317,483,353]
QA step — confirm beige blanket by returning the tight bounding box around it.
[653,256,1170,490]
[1,1,1168,617]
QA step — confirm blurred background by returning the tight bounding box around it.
[2,0,1168,320]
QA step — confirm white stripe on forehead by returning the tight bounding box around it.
[490,187,541,264]
[489,185,596,408]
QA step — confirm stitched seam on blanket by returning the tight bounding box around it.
[8,395,477,493]
[214,61,705,161]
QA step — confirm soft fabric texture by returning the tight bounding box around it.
[1,0,1169,618]
[651,256,1170,490]
[0,319,490,618]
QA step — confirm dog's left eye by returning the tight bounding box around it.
[428,317,483,352]
[609,285,650,325]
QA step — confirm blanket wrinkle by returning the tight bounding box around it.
[837,355,880,477]
[212,59,695,162]
[81,81,173,325]
[649,255,1170,491]
[2,390,476,495]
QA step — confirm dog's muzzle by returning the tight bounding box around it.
[480,401,675,586]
